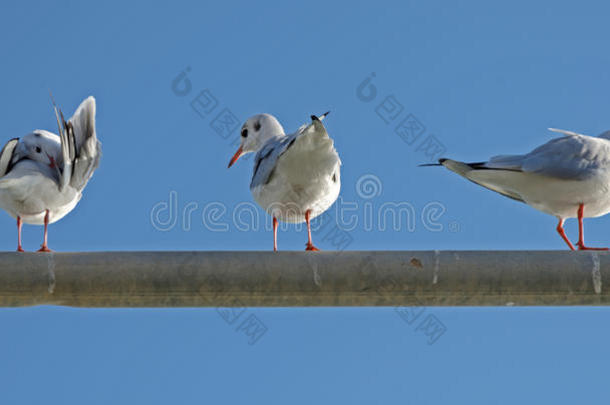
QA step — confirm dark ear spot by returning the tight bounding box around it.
[254,121,261,131]
[34,133,40,137]
[332,173,337,183]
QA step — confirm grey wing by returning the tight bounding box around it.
[56,96,101,192]
[249,116,333,189]
[0,138,19,177]
[520,135,609,180]
[441,133,607,203]
[482,154,526,171]
[250,135,294,189]
[480,134,609,180]
[249,113,337,189]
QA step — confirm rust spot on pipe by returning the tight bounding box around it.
[410,258,423,269]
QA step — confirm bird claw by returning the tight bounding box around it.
[16,247,24,252]
[37,246,53,253]
[305,243,320,251]
[577,244,609,251]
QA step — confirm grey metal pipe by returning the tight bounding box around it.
[0,251,607,307]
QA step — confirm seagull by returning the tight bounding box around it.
[228,112,341,251]
[0,96,101,252]
[426,128,610,250]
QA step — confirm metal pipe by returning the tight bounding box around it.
[0,251,607,307]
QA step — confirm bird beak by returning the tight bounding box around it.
[46,153,56,169]
[228,146,243,168]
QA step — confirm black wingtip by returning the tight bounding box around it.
[419,158,447,167]
[311,111,330,122]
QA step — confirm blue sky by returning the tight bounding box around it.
[1,1,609,403]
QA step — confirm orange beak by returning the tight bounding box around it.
[228,146,243,168]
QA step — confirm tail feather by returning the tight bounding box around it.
[438,158,525,203]
[68,96,101,191]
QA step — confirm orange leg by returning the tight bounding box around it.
[305,210,319,251]
[556,218,575,251]
[576,204,608,251]
[37,210,52,253]
[273,216,278,252]
[16,216,24,252]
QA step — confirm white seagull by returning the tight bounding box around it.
[228,112,341,251]
[0,96,101,252]
[428,128,610,250]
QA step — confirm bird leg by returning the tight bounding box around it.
[556,218,575,250]
[305,210,320,251]
[273,216,278,252]
[576,204,608,251]
[16,216,24,252]
[37,210,52,253]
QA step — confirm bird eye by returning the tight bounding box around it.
[35,146,41,153]
[241,128,248,138]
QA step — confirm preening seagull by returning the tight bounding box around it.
[0,96,101,252]
[426,128,610,250]
[228,112,341,251]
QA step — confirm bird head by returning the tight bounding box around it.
[228,114,284,168]
[14,131,61,169]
